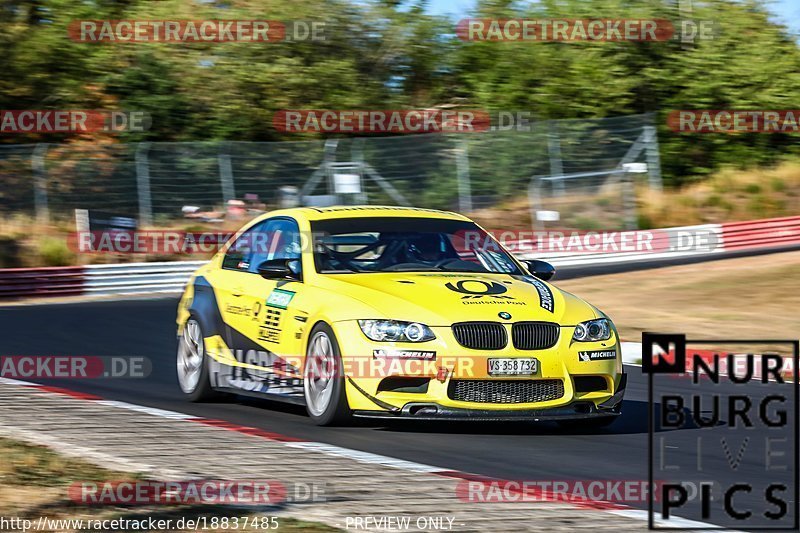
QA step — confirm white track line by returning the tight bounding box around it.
[285,441,445,473]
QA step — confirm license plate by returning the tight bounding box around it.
[488,358,538,376]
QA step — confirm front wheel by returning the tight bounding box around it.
[303,323,352,426]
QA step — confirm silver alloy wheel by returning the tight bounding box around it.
[304,331,336,417]
[177,319,204,393]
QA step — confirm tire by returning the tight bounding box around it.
[177,317,222,402]
[557,415,617,429]
[303,323,352,426]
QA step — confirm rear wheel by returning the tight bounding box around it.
[303,323,352,426]
[177,318,221,402]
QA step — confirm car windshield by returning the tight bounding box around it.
[311,217,522,274]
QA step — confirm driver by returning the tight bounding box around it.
[406,234,447,263]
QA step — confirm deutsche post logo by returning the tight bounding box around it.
[445,280,513,300]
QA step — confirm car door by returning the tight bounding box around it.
[233,217,306,395]
[208,220,272,391]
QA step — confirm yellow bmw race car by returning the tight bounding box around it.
[176,206,625,426]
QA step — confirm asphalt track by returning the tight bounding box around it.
[1,295,798,529]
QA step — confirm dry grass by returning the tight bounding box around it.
[556,251,800,343]
[638,161,800,228]
[0,437,336,532]
[469,160,800,231]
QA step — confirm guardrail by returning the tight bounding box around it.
[0,215,798,300]
[0,266,86,298]
[0,262,204,300]
[83,261,208,296]
[719,215,800,252]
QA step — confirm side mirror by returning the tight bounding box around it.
[257,259,301,280]
[522,259,556,281]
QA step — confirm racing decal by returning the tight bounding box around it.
[373,349,436,360]
[225,303,251,316]
[258,327,281,344]
[346,377,401,412]
[187,277,228,344]
[207,336,302,396]
[190,277,258,356]
[258,308,283,344]
[578,350,617,361]
[445,279,507,297]
[187,277,301,397]
[264,308,282,328]
[444,279,525,307]
[228,347,302,395]
[266,288,295,309]
[522,276,554,313]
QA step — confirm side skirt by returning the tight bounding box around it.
[213,386,307,406]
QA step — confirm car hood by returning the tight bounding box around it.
[315,272,597,326]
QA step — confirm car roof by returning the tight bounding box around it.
[251,205,472,223]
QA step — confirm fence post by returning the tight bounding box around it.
[218,143,236,203]
[456,139,472,213]
[621,170,638,230]
[547,121,565,196]
[135,142,153,226]
[528,177,544,232]
[300,139,337,201]
[32,143,49,223]
[644,125,663,191]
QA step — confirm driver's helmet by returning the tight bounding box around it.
[407,234,445,262]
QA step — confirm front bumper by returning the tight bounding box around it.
[351,373,626,421]
[333,320,625,418]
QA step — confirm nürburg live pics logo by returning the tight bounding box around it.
[644,332,799,530]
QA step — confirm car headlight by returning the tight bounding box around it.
[358,320,436,342]
[572,319,612,342]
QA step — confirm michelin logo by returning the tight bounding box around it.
[578,350,617,361]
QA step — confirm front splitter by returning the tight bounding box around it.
[352,401,622,422]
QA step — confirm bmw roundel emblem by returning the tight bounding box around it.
[498,312,512,320]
